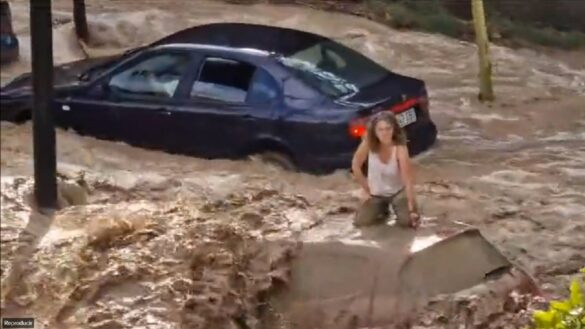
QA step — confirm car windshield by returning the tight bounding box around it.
[78,48,145,82]
[277,40,389,98]
[78,59,120,82]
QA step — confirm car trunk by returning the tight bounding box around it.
[342,71,426,117]
[338,71,430,142]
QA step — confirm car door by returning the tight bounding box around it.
[60,49,194,151]
[103,50,195,150]
[172,54,281,158]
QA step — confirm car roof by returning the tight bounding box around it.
[153,43,271,57]
[150,23,331,56]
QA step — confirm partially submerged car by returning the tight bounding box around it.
[0,23,437,173]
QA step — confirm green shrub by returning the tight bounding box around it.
[531,268,585,329]
[481,11,585,49]
[364,0,585,49]
[368,0,466,38]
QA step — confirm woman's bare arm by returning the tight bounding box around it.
[351,139,370,194]
[397,145,418,212]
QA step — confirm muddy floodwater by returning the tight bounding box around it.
[1,1,584,328]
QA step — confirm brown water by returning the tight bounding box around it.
[1,1,584,328]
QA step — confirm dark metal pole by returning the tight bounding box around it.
[31,0,57,209]
[73,0,89,42]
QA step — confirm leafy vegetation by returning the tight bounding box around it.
[367,0,467,38]
[530,268,585,329]
[491,15,585,50]
[366,0,585,49]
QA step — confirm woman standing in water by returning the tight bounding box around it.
[351,112,421,228]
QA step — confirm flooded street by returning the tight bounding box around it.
[1,0,584,328]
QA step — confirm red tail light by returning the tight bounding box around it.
[348,117,367,139]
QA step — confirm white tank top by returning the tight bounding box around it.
[368,146,404,197]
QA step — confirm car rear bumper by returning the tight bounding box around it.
[304,120,438,174]
[405,119,437,157]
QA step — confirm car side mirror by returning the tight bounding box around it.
[100,80,111,93]
[77,72,90,82]
[89,79,110,96]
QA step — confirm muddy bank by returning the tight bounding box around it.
[1,173,311,328]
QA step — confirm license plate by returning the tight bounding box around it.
[396,108,417,127]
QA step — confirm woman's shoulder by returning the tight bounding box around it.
[396,144,408,151]
[395,144,410,159]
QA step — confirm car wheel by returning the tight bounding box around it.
[259,151,296,171]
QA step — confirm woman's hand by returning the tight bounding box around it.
[356,182,371,201]
[397,145,420,228]
[362,184,371,198]
[409,211,421,228]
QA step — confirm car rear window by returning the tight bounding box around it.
[277,40,389,99]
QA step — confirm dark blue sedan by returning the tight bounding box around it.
[0,23,437,174]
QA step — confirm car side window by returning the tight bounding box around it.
[190,57,279,105]
[108,53,191,98]
[191,57,253,103]
[247,67,279,105]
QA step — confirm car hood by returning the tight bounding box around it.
[1,55,120,95]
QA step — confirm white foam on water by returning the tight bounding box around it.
[38,228,84,248]
[477,170,549,190]
[540,132,585,142]
[560,167,585,179]
[466,113,520,122]
[540,203,585,218]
